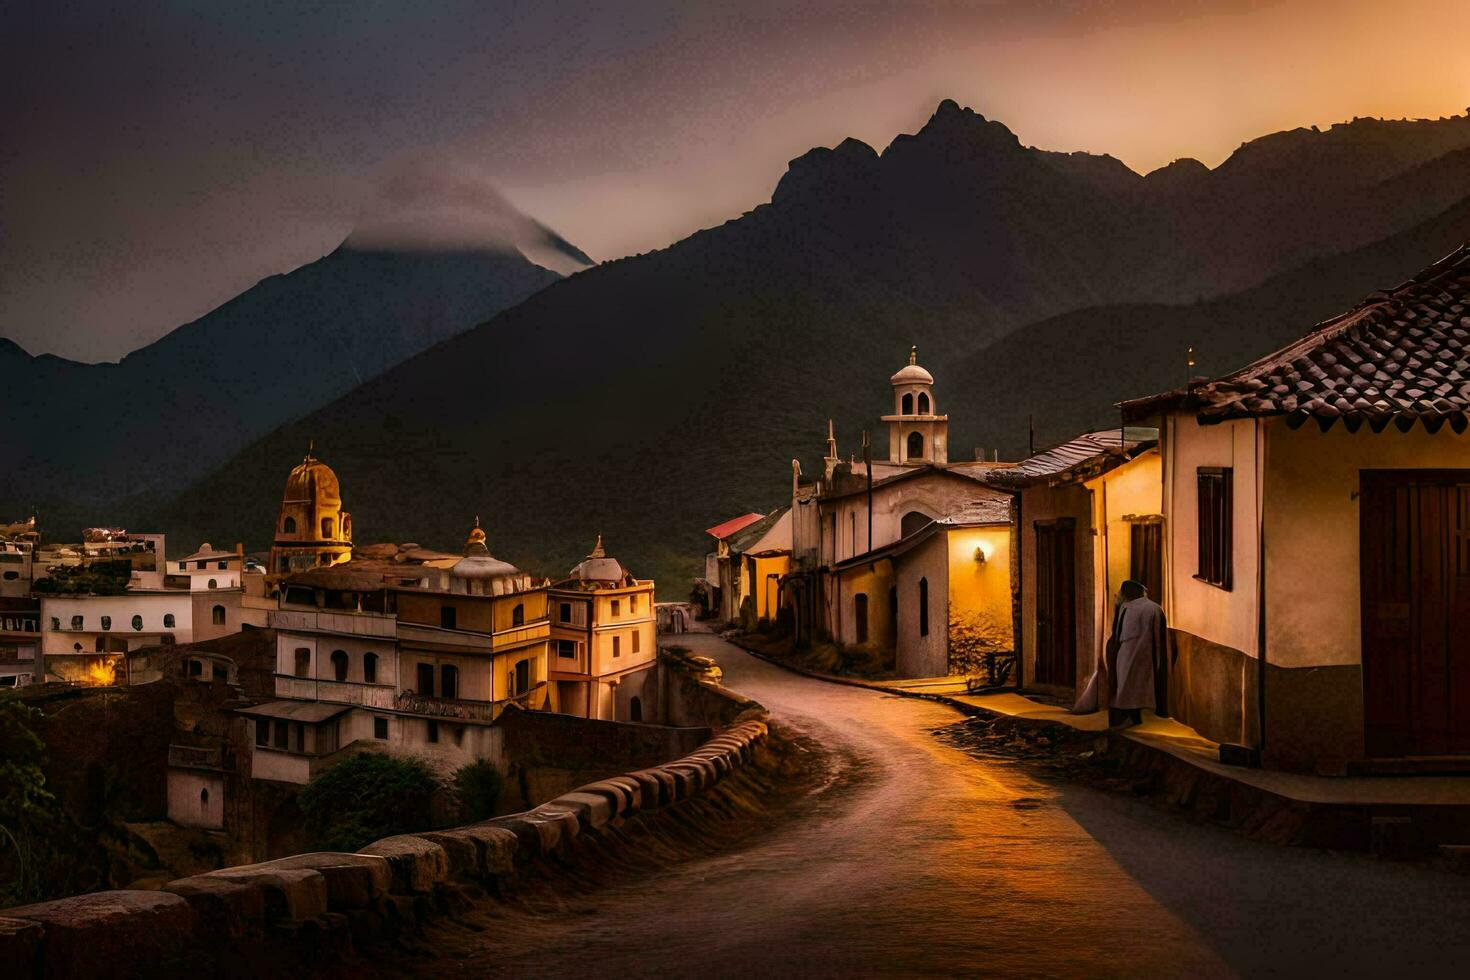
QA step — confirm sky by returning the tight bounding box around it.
[4,0,1468,362]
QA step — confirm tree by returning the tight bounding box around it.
[0,699,65,904]
[297,752,439,852]
[452,759,503,822]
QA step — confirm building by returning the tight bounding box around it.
[244,521,554,785]
[548,536,657,722]
[268,446,352,578]
[784,348,1018,676]
[996,428,1161,697]
[0,538,36,597]
[0,596,41,688]
[701,512,766,620]
[1122,245,1470,773]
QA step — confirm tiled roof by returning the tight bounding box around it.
[1131,245,1470,432]
[705,512,766,540]
[938,496,1014,526]
[993,428,1158,486]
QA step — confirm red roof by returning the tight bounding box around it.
[705,512,765,540]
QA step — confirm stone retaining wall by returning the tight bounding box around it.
[1,717,770,978]
[659,645,765,729]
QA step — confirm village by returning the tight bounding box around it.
[5,244,1470,974]
[701,245,1470,795]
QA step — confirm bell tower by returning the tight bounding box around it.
[881,346,947,465]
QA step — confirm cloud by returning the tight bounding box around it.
[345,153,594,275]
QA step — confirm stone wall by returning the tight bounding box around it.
[657,645,766,729]
[0,717,771,978]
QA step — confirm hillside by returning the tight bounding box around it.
[1,234,591,530]
[150,104,1470,592]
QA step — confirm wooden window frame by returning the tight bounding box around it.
[1195,467,1233,590]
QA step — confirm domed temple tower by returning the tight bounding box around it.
[882,346,948,465]
[268,446,353,576]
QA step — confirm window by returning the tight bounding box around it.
[282,516,297,534]
[51,617,59,631]
[513,659,530,695]
[907,431,924,460]
[212,664,227,681]
[427,720,439,743]
[164,613,175,629]
[217,561,227,570]
[2,571,17,581]
[211,605,225,626]
[256,719,269,746]
[512,603,524,626]
[196,560,207,570]
[294,647,311,677]
[918,577,929,637]
[71,615,83,630]
[611,599,621,617]
[207,578,217,590]
[1129,521,1164,603]
[854,593,869,643]
[321,518,333,539]
[613,635,621,657]
[440,605,457,630]
[441,664,458,699]
[178,562,187,572]
[189,659,203,677]
[633,631,641,654]
[131,614,143,631]
[331,649,348,682]
[363,652,378,684]
[630,594,639,613]
[902,392,914,414]
[1196,467,1233,589]
[557,640,577,659]
[100,615,112,631]
[416,662,435,696]
[374,717,388,740]
[273,720,288,749]
[559,602,573,623]
[200,787,209,810]
[918,392,931,414]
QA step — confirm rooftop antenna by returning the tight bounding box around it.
[1186,346,1197,387]
[826,419,837,459]
[1028,414,1035,457]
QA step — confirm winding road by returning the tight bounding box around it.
[433,634,1470,978]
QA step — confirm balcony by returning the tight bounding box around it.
[168,743,225,771]
[274,674,396,708]
[393,681,547,723]
[273,609,396,639]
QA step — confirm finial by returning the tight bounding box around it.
[909,345,917,366]
[305,438,315,461]
[590,534,606,558]
[474,515,480,528]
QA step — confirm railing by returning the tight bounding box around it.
[274,674,397,708]
[168,743,224,770]
[394,691,498,722]
[273,609,396,638]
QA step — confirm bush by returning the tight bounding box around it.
[452,759,503,822]
[298,752,439,852]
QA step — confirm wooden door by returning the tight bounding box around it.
[1034,521,1077,687]
[1361,471,1470,757]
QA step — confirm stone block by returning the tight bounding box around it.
[552,791,616,831]
[433,825,519,878]
[0,916,43,978]
[480,815,543,859]
[163,874,267,938]
[576,779,635,816]
[625,769,666,809]
[357,836,450,894]
[262,852,392,909]
[5,890,196,979]
[202,866,329,921]
[412,832,481,879]
[606,775,645,812]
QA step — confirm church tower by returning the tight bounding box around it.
[882,346,948,465]
[268,444,353,577]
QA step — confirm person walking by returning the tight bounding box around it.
[1108,579,1168,727]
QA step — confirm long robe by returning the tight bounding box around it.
[1110,596,1169,713]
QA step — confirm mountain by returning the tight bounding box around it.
[1,194,592,532]
[146,103,1470,593]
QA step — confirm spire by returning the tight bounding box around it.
[826,418,838,460]
[589,534,606,559]
[304,438,315,462]
[465,516,487,554]
[909,345,918,366]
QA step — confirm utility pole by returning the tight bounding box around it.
[1028,415,1035,457]
[862,430,873,554]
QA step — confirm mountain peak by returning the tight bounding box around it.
[770,137,880,207]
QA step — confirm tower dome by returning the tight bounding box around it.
[268,443,353,577]
[450,517,527,594]
[880,346,948,466]
[567,535,632,585]
[890,346,935,386]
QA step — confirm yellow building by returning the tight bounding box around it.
[549,537,657,722]
[268,446,352,578]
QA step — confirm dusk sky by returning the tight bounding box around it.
[4,0,1468,362]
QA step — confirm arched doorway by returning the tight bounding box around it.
[630,696,643,722]
[906,431,924,460]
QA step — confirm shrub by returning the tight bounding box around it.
[298,752,439,852]
[452,759,504,822]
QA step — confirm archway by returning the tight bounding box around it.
[906,431,924,460]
